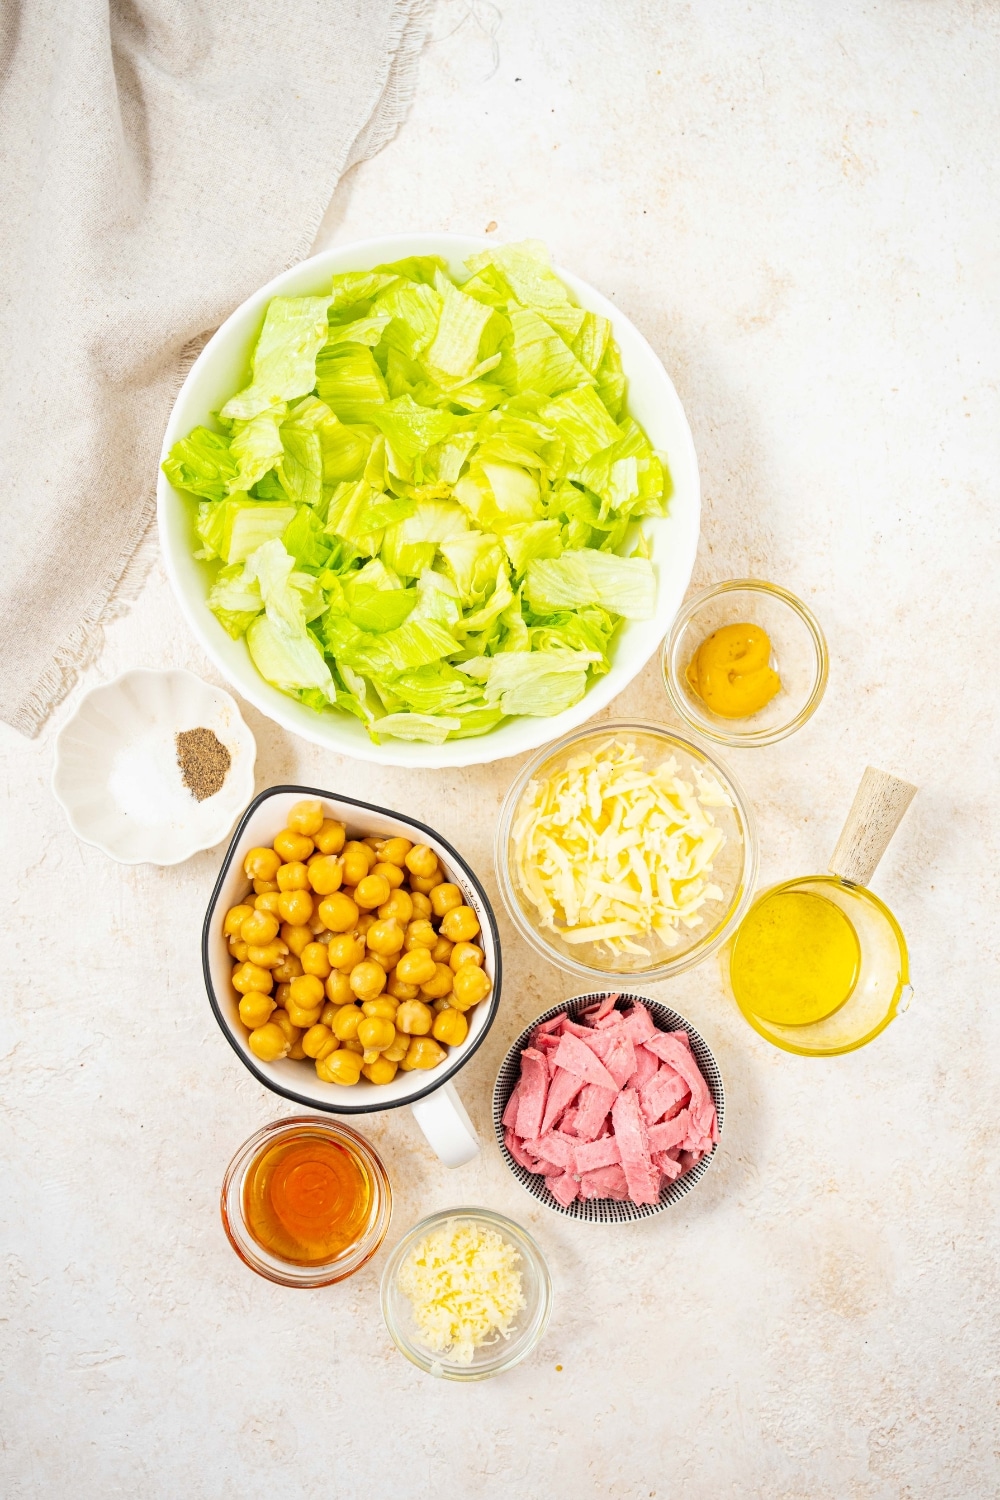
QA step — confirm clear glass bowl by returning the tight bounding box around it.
[724,875,912,1056]
[220,1116,392,1287]
[495,721,758,984]
[662,579,828,747]
[380,1208,552,1380]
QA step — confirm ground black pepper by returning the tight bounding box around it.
[175,727,231,801]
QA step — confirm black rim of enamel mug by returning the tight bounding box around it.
[492,992,725,1223]
[203,784,503,1115]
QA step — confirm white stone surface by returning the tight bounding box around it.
[3,3,999,1495]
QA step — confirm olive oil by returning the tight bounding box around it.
[730,889,861,1026]
[242,1129,372,1265]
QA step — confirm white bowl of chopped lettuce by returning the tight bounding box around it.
[157,236,699,767]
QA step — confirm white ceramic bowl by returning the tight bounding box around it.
[52,669,256,864]
[157,233,701,769]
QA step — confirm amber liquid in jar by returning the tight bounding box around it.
[242,1129,372,1266]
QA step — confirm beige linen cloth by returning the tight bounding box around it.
[0,0,429,736]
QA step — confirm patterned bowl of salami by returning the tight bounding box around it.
[493,991,724,1222]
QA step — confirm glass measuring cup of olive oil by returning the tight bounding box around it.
[727,768,915,1056]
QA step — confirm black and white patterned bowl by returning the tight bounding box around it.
[492,991,725,1223]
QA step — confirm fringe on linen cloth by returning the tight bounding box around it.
[0,0,432,737]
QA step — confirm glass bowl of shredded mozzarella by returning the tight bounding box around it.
[495,721,758,983]
[380,1209,552,1380]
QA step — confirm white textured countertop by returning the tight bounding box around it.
[4,3,999,1495]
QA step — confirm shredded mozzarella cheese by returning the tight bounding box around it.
[512,737,731,956]
[397,1221,525,1366]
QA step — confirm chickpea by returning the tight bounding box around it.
[248,1022,290,1062]
[404,844,439,879]
[254,891,283,916]
[306,903,330,936]
[273,828,314,863]
[349,961,386,1002]
[246,941,288,969]
[403,919,437,952]
[429,883,463,918]
[302,1024,338,1061]
[366,918,405,957]
[380,836,412,867]
[449,941,484,972]
[275,982,292,1008]
[300,942,332,979]
[440,905,480,943]
[341,1036,365,1055]
[451,963,492,1011]
[400,1036,447,1072]
[342,841,376,886]
[410,891,432,920]
[286,1000,323,1029]
[382,1029,409,1063]
[243,847,281,883]
[287,799,324,836]
[357,1016,395,1052]
[371,861,404,890]
[318,893,359,933]
[289,974,325,1010]
[253,877,279,895]
[224,904,254,937]
[354,873,391,911]
[314,818,347,855]
[387,973,420,1001]
[280,923,313,957]
[270,1011,301,1047]
[356,912,378,938]
[432,1008,469,1047]
[362,1058,398,1085]
[396,948,438,988]
[362,996,398,1021]
[276,861,309,892]
[307,855,343,896]
[362,836,383,854]
[431,936,454,965]
[379,888,413,925]
[228,939,249,962]
[271,954,303,983]
[332,1005,364,1041]
[239,993,276,1030]
[395,999,434,1036]
[328,932,366,972]
[241,909,279,946]
[232,962,273,995]
[278,889,314,927]
[319,1049,363,1085]
[420,963,454,1000]
[288,1039,307,1061]
[409,871,443,895]
[325,970,354,1006]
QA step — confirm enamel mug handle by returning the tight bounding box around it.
[409,1080,480,1167]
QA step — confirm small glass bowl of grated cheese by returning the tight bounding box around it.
[495,722,758,984]
[381,1209,552,1380]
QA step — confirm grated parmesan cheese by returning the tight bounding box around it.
[397,1220,526,1366]
[512,737,731,957]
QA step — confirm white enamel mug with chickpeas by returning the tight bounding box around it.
[203,787,502,1167]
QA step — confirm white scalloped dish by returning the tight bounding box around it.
[52,669,256,865]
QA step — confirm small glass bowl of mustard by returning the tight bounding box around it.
[221,1116,392,1287]
[662,580,828,748]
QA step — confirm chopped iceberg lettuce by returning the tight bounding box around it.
[162,241,668,743]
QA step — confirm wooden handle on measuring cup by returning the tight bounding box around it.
[828,767,917,886]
